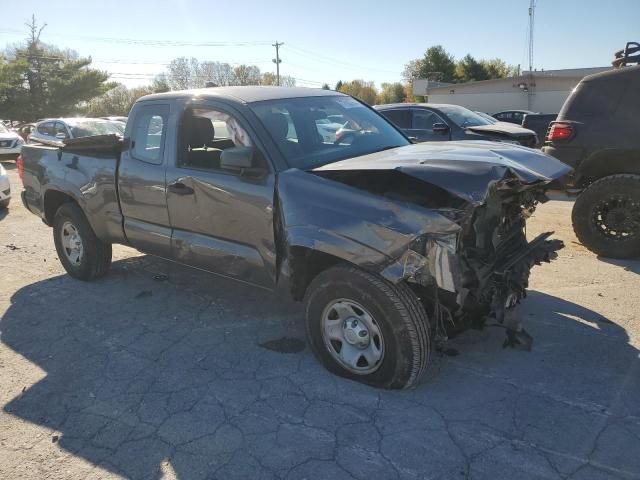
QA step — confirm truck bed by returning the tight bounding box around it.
[20,135,126,244]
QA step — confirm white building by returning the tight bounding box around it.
[418,67,609,114]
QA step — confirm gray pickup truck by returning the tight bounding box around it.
[19,87,570,389]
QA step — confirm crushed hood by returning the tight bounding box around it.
[313,141,572,204]
[465,123,536,138]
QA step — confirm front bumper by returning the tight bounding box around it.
[0,141,22,158]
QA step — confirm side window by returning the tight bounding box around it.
[131,105,169,165]
[412,110,442,130]
[38,122,54,136]
[179,107,254,172]
[497,112,510,121]
[54,122,69,138]
[513,112,524,124]
[380,109,411,129]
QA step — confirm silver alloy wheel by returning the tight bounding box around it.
[321,299,384,375]
[60,221,84,265]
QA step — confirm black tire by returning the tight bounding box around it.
[0,198,9,209]
[52,202,112,280]
[304,264,432,389]
[572,174,640,259]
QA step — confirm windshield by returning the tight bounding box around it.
[438,105,492,128]
[474,111,498,124]
[68,120,123,138]
[0,124,8,134]
[250,95,408,169]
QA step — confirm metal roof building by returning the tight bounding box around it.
[420,67,610,114]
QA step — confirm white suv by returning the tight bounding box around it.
[0,123,24,159]
[0,163,10,209]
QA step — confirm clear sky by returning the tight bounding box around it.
[1,0,638,89]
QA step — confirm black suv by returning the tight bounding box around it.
[543,42,640,259]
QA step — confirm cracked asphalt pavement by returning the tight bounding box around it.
[1,160,639,480]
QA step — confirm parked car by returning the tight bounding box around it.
[29,118,123,144]
[0,122,25,159]
[493,110,537,125]
[19,87,569,389]
[0,162,10,209]
[522,113,557,148]
[376,103,538,147]
[543,42,640,258]
[101,116,128,123]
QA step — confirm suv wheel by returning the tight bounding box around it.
[53,202,112,280]
[572,174,640,259]
[304,264,432,389]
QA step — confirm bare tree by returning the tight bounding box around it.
[233,65,262,86]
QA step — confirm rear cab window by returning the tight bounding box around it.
[130,104,169,165]
[380,109,412,129]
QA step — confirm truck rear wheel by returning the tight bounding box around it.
[304,264,432,389]
[572,174,640,259]
[53,203,112,280]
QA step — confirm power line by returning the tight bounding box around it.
[0,28,271,47]
[286,44,400,75]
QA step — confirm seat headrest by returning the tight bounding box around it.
[263,112,289,141]
[185,116,214,148]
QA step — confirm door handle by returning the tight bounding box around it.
[167,182,194,196]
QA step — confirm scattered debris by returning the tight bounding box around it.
[51,435,59,443]
[259,337,305,353]
[5,244,19,251]
[135,290,153,299]
[153,274,169,281]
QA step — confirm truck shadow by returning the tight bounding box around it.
[1,255,639,479]
[597,256,640,275]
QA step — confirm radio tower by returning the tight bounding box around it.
[528,0,536,73]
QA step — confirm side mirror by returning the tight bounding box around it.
[432,123,449,134]
[220,146,254,170]
[220,146,266,177]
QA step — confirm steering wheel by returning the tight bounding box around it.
[334,131,357,145]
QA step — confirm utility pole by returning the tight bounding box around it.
[527,0,536,110]
[272,41,284,86]
[528,0,535,73]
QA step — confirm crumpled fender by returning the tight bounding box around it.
[277,169,460,280]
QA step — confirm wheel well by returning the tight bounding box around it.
[44,190,76,225]
[576,150,640,188]
[288,247,345,301]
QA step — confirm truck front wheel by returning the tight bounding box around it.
[572,174,640,259]
[53,203,112,280]
[304,264,432,389]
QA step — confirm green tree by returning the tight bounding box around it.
[480,58,517,79]
[402,46,456,83]
[321,83,330,90]
[337,79,378,105]
[0,16,112,121]
[335,80,343,91]
[377,82,406,104]
[455,54,489,82]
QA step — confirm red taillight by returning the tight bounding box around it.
[547,123,573,142]
[16,154,24,181]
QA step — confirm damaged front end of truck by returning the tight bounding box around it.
[277,142,572,350]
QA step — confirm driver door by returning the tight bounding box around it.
[165,102,277,289]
